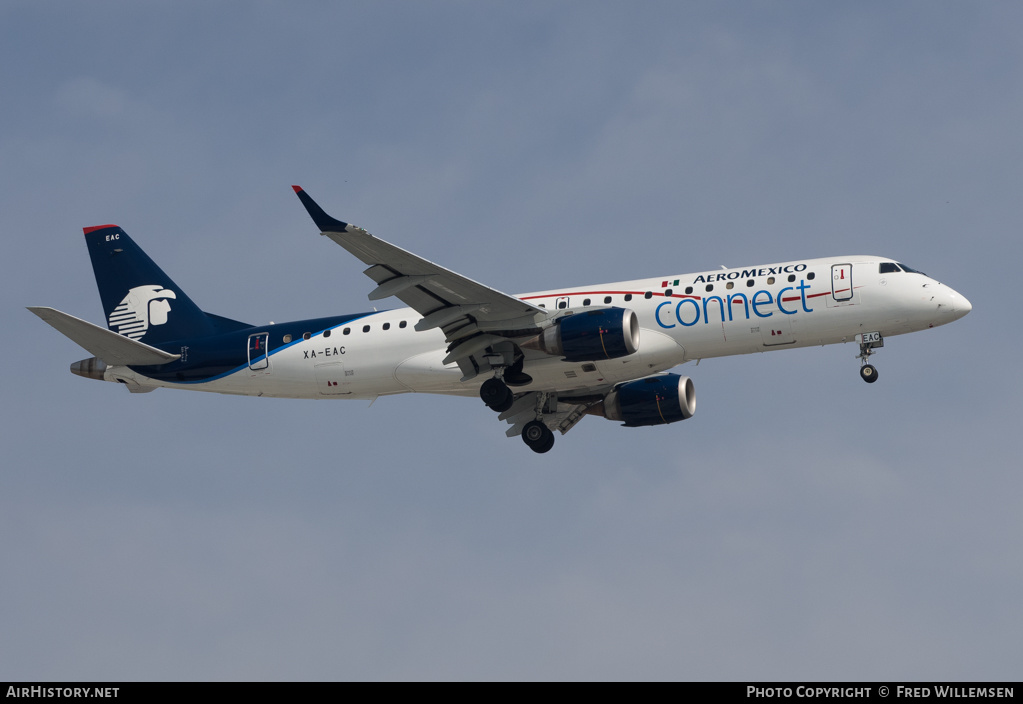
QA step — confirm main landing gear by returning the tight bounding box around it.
[522,420,555,454]
[479,354,532,413]
[480,377,513,412]
[480,378,557,453]
[480,360,554,453]
[520,391,557,454]
[856,332,884,384]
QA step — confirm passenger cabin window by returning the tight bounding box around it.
[685,286,693,294]
[726,282,734,290]
[767,277,775,285]
[664,289,672,296]
[323,329,331,338]
[644,291,652,299]
[807,272,816,280]
[362,325,370,333]
[787,274,796,282]
[705,284,714,292]
[624,293,633,302]
[399,321,407,328]
[604,296,612,304]
[746,280,754,287]
[302,332,311,340]
[383,322,390,330]
[557,300,568,309]
[343,327,350,335]
[582,298,591,306]
[283,334,292,343]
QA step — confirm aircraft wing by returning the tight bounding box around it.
[27,306,181,366]
[294,186,548,374]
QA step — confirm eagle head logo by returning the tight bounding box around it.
[107,285,177,340]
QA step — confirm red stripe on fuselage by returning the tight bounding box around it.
[519,285,855,304]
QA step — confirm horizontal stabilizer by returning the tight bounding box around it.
[27,307,181,366]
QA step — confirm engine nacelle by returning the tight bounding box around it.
[535,307,639,362]
[602,373,696,427]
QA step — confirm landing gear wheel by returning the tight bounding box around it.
[860,364,878,383]
[480,378,513,412]
[535,432,555,454]
[522,420,555,453]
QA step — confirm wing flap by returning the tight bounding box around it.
[28,307,181,366]
[499,391,597,437]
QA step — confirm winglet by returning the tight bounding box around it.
[292,185,350,233]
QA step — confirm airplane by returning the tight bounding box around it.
[29,186,972,453]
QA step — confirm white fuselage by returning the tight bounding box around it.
[100,255,970,399]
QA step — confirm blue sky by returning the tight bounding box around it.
[1,2,1019,680]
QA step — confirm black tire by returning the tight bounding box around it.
[860,364,878,383]
[522,421,555,453]
[480,378,512,411]
[534,431,555,454]
[522,420,547,445]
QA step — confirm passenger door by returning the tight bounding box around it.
[247,333,270,371]
[831,264,853,301]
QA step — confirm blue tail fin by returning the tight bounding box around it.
[84,225,216,345]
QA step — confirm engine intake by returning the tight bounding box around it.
[535,307,639,362]
[602,374,696,427]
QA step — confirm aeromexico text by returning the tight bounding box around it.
[692,263,807,284]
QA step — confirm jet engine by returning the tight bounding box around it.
[532,307,639,362]
[598,373,696,427]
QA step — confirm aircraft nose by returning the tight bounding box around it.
[953,292,972,320]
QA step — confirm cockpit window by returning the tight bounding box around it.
[897,262,927,275]
[879,262,927,276]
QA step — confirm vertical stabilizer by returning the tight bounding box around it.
[84,225,214,345]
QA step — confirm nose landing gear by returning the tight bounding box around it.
[859,363,878,383]
[856,331,883,384]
